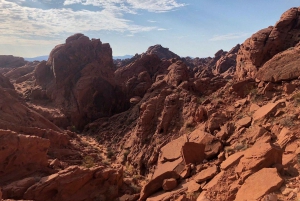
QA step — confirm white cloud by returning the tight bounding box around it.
[63,0,185,13]
[0,0,157,45]
[209,33,250,41]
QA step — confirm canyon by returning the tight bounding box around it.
[0,6,300,201]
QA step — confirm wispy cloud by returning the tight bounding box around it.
[209,33,250,41]
[148,20,156,23]
[64,0,185,13]
[0,0,159,45]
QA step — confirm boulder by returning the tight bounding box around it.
[139,171,180,201]
[235,142,283,178]
[256,45,300,82]
[236,7,300,80]
[24,166,123,201]
[253,100,286,122]
[190,129,223,159]
[235,116,252,130]
[235,168,283,201]
[194,165,218,183]
[162,178,178,191]
[220,151,245,170]
[34,33,128,129]
[0,130,50,183]
[145,44,180,60]
[2,177,37,199]
[0,55,27,68]
[181,142,205,165]
[164,61,189,87]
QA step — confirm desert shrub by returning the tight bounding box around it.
[279,116,295,127]
[83,155,94,168]
[106,147,114,159]
[130,184,142,193]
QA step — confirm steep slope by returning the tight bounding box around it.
[236,7,300,80]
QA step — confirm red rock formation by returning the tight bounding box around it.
[34,33,129,129]
[236,7,300,79]
[145,44,180,60]
[0,55,27,68]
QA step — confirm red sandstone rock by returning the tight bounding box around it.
[194,165,218,183]
[253,100,286,122]
[145,44,180,60]
[0,55,27,68]
[236,7,300,80]
[235,142,283,179]
[181,142,205,165]
[235,168,283,201]
[0,130,50,184]
[24,165,123,201]
[164,61,189,87]
[34,33,128,129]
[162,178,178,191]
[139,171,180,201]
[0,73,14,89]
[256,45,300,82]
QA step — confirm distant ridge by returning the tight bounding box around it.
[24,55,48,62]
[113,55,133,60]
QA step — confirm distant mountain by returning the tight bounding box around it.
[24,55,48,62]
[113,55,133,60]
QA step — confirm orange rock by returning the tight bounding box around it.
[235,116,252,130]
[162,178,177,191]
[194,165,218,183]
[235,142,283,179]
[24,165,123,201]
[253,100,286,122]
[187,180,201,193]
[181,142,205,165]
[0,130,50,183]
[139,171,180,201]
[235,168,283,201]
[220,151,245,170]
[2,177,36,199]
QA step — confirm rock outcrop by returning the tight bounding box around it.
[145,44,180,60]
[0,55,27,68]
[34,33,129,129]
[236,7,300,80]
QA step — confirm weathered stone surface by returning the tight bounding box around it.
[235,142,283,178]
[0,55,27,68]
[0,130,50,183]
[0,73,14,89]
[236,7,300,80]
[235,168,283,201]
[34,33,128,129]
[145,44,180,60]
[181,142,205,165]
[213,44,240,74]
[253,100,286,122]
[220,151,245,170]
[164,61,189,87]
[256,45,300,82]
[235,116,252,130]
[194,165,218,183]
[205,112,227,133]
[139,171,180,201]
[24,166,123,201]
[2,177,37,199]
[162,178,177,191]
[190,129,223,159]
[187,180,201,193]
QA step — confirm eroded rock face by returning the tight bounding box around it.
[256,43,300,82]
[236,7,300,79]
[24,166,123,201]
[235,168,283,201]
[0,55,27,68]
[34,33,129,129]
[0,130,50,183]
[0,73,14,89]
[145,44,180,60]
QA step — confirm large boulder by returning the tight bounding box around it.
[23,166,123,201]
[236,7,300,79]
[0,55,27,68]
[145,44,180,60]
[139,171,180,201]
[235,168,283,201]
[256,43,300,82]
[0,130,50,183]
[34,33,129,129]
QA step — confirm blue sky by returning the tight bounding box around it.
[0,0,299,58]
